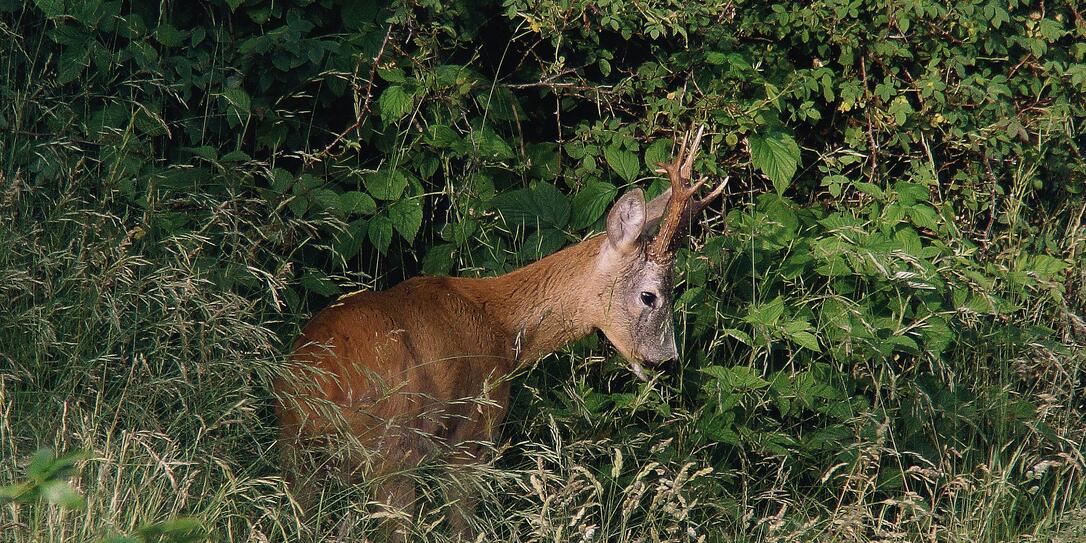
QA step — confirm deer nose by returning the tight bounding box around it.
[643,338,678,364]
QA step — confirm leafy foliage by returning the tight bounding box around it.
[2,0,1085,541]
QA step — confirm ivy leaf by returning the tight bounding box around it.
[389,198,423,242]
[368,215,394,254]
[365,170,409,201]
[570,181,617,229]
[604,145,640,183]
[749,131,800,194]
[379,85,413,121]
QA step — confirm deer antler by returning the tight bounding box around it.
[646,125,728,263]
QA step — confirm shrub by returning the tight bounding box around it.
[1,0,1084,541]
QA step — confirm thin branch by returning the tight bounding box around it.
[311,25,394,163]
[980,151,1000,258]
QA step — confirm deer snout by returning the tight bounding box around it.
[640,336,678,364]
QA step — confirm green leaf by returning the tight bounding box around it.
[379,85,413,121]
[40,480,84,509]
[790,331,821,352]
[527,143,560,181]
[643,138,672,170]
[388,198,423,242]
[422,244,456,275]
[744,296,786,327]
[300,270,340,297]
[570,181,617,229]
[701,366,769,390]
[365,170,410,201]
[473,127,514,160]
[490,182,570,229]
[337,191,377,216]
[33,0,64,18]
[219,88,250,128]
[154,23,187,47]
[310,189,339,211]
[604,145,640,183]
[427,124,461,149]
[908,204,939,231]
[749,131,800,193]
[368,215,393,254]
[518,228,566,261]
[138,517,207,543]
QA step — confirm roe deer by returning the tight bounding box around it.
[275,126,725,540]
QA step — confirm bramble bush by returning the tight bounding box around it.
[2,0,1085,541]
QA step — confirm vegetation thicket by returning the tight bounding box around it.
[2,0,1084,541]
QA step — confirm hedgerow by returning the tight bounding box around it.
[2,0,1084,541]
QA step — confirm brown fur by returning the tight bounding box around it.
[275,236,615,538]
[275,131,720,539]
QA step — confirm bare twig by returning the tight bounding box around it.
[861,55,879,184]
[311,25,394,163]
[980,151,1000,258]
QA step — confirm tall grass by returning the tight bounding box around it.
[2,1,1086,541]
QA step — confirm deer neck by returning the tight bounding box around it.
[481,235,606,364]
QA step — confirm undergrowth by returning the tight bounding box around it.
[2,0,1086,541]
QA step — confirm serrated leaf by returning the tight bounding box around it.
[908,204,939,231]
[744,296,786,327]
[365,170,409,201]
[154,23,187,47]
[790,331,821,352]
[310,188,339,211]
[389,198,423,241]
[473,127,514,160]
[337,191,376,216]
[570,181,617,229]
[701,366,769,390]
[527,143,560,181]
[422,244,456,275]
[749,131,800,193]
[491,182,570,229]
[427,124,460,148]
[518,228,566,260]
[288,195,309,217]
[33,0,63,18]
[379,85,413,121]
[604,145,640,183]
[368,215,393,254]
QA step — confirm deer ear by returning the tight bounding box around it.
[643,186,672,234]
[606,188,647,253]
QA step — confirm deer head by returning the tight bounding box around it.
[594,126,726,379]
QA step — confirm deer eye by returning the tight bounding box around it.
[640,291,657,308]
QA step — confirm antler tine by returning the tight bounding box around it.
[692,175,729,215]
[679,125,706,181]
[646,124,720,263]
